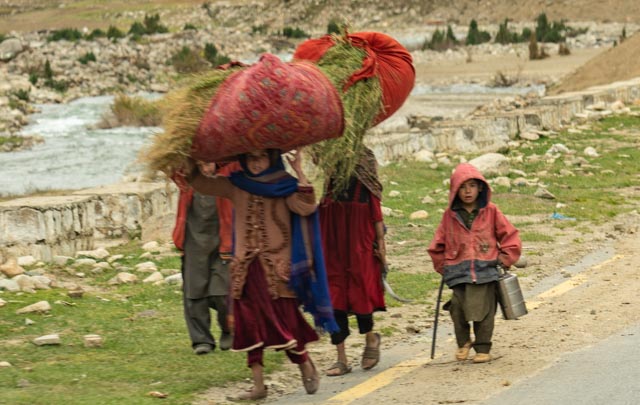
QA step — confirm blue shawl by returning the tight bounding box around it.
[229,156,338,333]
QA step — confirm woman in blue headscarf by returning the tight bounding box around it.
[183,148,337,401]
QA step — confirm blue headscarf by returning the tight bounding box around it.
[229,152,338,333]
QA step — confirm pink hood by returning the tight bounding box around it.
[448,163,491,208]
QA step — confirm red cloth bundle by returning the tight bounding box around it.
[293,31,415,125]
[191,53,344,162]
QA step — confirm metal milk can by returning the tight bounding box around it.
[497,266,528,320]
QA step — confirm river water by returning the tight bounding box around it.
[1,95,159,197]
[1,83,543,197]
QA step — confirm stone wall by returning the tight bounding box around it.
[366,77,640,164]
[0,182,178,262]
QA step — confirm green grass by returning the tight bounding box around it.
[2,113,640,404]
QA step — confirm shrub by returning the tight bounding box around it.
[107,25,125,40]
[183,23,197,31]
[282,26,308,39]
[495,19,519,44]
[327,20,341,35]
[0,33,6,43]
[203,43,230,67]
[170,46,209,73]
[44,60,53,80]
[143,13,168,34]
[534,13,568,43]
[85,28,106,40]
[251,24,268,35]
[128,21,147,38]
[47,28,82,42]
[78,51,97,64]
[465,20,491,45]
[106,93,162,127]
[12,89,30,102]
[424,26,459,51]
[44,78,68,92]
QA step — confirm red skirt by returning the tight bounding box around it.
[232,259,319,353]
[320,199,386,315]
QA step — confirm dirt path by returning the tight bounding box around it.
[193,209,640,404]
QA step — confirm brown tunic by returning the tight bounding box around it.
[190,174,316,299]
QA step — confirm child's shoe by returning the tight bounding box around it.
[455,341,473,361]
[473,353,492,363]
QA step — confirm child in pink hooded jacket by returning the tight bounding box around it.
[428,163,521,363]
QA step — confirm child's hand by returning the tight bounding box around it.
[286,149,302,173]
[287,149,310,186]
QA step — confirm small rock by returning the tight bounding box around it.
[546,144,571,155]
[142,241,160,252]
[25,318,35,325]
[67,289,85,298]
[52,255,73,266]
[135,262,157,272]
[0,279,20,292]
[33,334,61,346]
[143,272,164,284]
[83,334,104,348]
[0,298,6,307]
[583,147,599,157]
[420,196,435,204]
[164,274,183,285]
[519,132,539,141]
[74,258,97,267]
[493,176,511,188]
[388,190,401,198]
[0,361,12,367]
[409,210,429,220]
[534,188,556,199]
[0,258,25,278]
[17,256,37,267]
[76,248,110,260]
[107,254,124,263]
[16,300,51,314]
[108,272,138,285]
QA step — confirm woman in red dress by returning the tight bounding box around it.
[320,147,386,376]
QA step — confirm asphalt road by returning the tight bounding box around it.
[482,322,640,405]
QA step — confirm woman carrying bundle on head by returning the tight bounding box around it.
[318,147,386,376]
[181,148,336,401]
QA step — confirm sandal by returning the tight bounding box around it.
[361,332,381,370]
[325,361,352,377]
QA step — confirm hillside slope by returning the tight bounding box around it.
[550,32,640,94]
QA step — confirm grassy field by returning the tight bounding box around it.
[1,112,640,404]
[0,0,209,34]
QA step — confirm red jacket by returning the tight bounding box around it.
[172,162,241,258]
[428,163,521,287]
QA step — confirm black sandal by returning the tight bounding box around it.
[361,333,381,370]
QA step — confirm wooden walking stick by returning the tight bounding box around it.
[431,277,445,359]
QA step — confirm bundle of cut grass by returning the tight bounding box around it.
[140,66,241,175]
[294,31,415,192]
[141,31,414,191]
